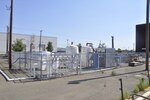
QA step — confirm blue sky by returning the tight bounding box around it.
[0,0,146,50]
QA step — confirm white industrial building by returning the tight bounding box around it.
[0,32,57,54]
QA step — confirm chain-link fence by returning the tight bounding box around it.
[12,52,81,79]
[12,51,145,79]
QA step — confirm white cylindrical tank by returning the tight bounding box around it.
[81,46,93,67]
[41,51,51,70]
[66,45,79,54]
[82,46,93,53]
[86,46,93,53]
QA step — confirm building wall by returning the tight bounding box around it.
[136,23,150,52]
[0,33,7,54]
[0,32,57,54]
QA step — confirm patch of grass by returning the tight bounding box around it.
[111,70,116,76]
[131,78,149,95]
[119,91,131,100]
[137,78,149,91]
[133,85,139,94]
[100,70,105,74]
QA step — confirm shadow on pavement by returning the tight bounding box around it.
[68,70,146,84]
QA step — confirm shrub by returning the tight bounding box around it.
[124,91,130,99]
[100,70,105,74]
[46,41,53,52]
[12,39,24,52]
[111,70,116,76]
[137,78,149,91]
[133,85,139,94]
[119,91,130,100]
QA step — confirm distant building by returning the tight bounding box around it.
[0,32,57,54]
[136,23,150,52]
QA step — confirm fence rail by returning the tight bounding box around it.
[132,94,150,100]
[11,51,145,79]
[12,52,81,79]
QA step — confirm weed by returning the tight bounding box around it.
[136,78,149,91]
[111,70,116,76]
[100,70,105,74]
[133,85,139,94]
[119,91,130,100]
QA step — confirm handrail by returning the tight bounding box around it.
[12,57,25,64]
[132,94,150,100]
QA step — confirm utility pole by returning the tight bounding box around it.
[6,26,9,54]
[146,0,150,71]
[9,0,13,70]
[146,0,150,85]
[39,30,42,51]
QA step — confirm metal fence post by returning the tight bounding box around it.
[33,64,35,78]
[48,55,51,78]
[25,45,27,69]
[79,53,82,74]
[40,53,42,80]
[119,78,124,100]
[132,94,134,100]
[19,52,21,68]
[30,51,31,72]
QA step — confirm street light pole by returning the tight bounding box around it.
[9,0,13,70]
[39,30,42,51]
[6,26,9,54]
[146,0,150,85]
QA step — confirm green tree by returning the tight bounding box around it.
[12,39,25,52]
[46,41,53,52]
[116,48,122,53]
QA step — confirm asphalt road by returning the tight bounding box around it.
[0,64,148,100]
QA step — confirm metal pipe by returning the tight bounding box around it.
[111,36,114,48]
